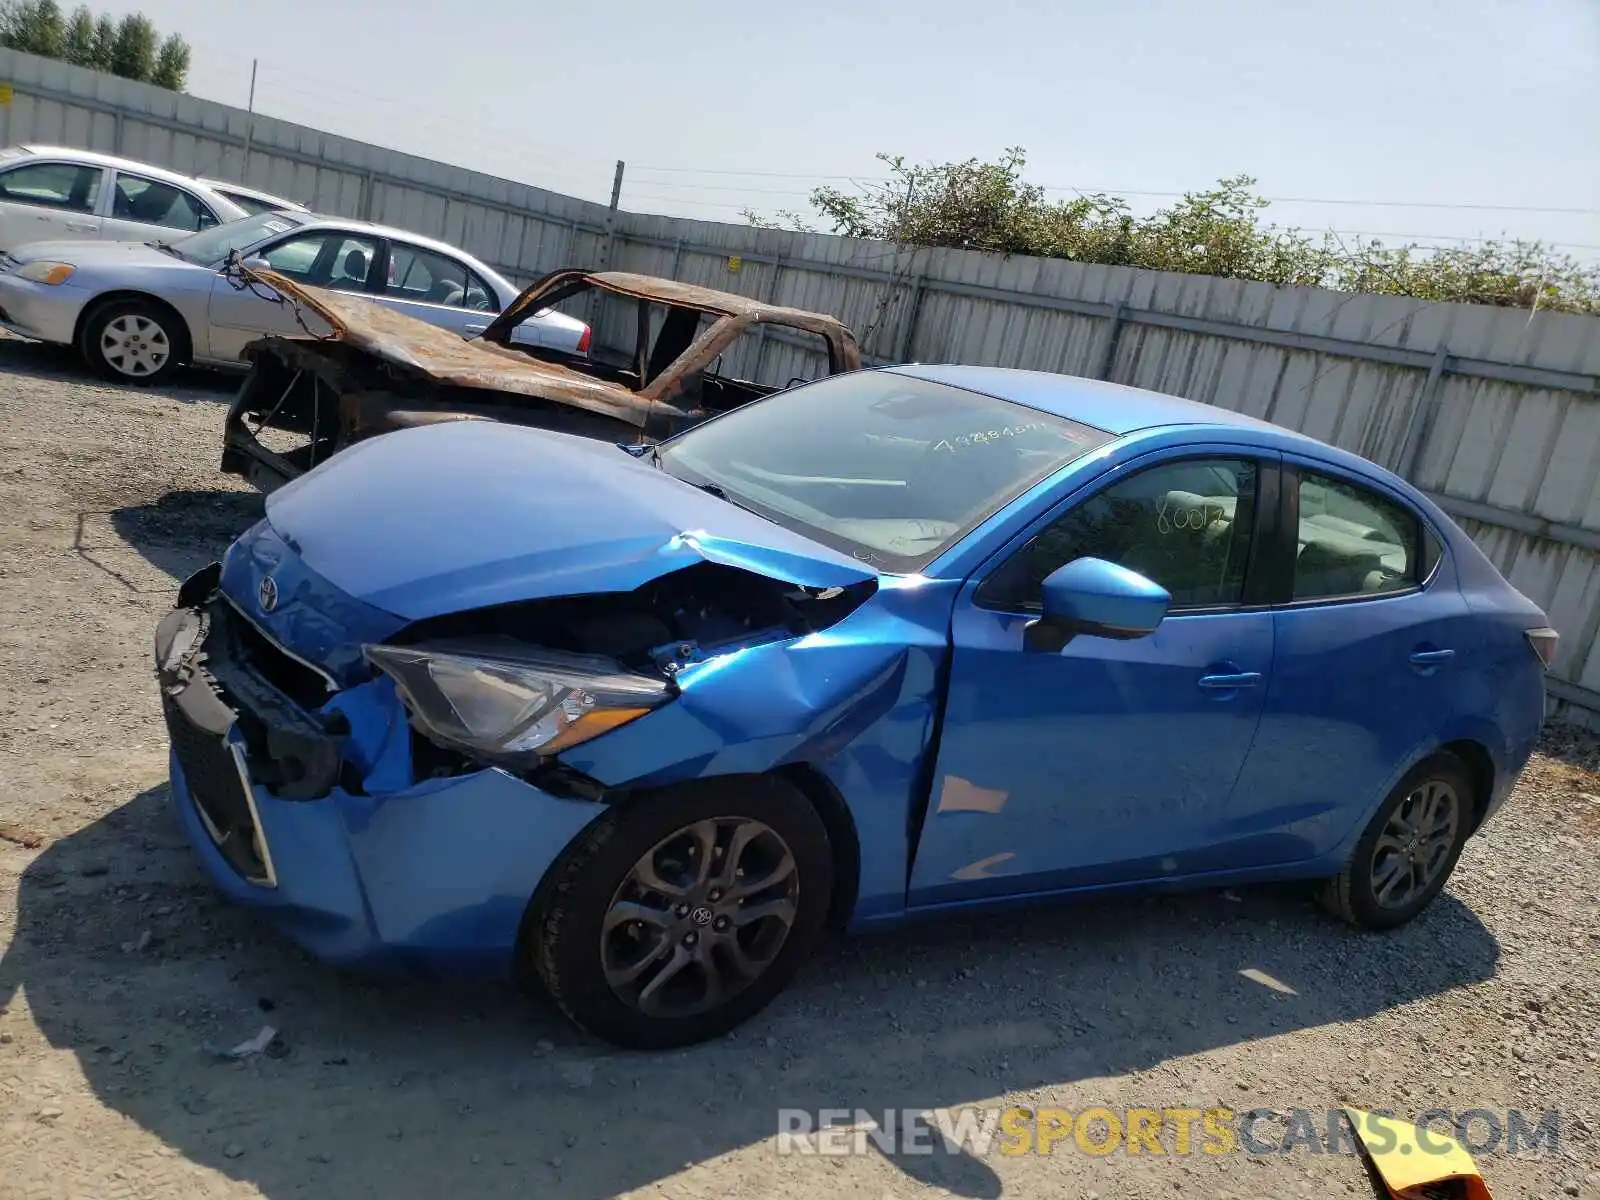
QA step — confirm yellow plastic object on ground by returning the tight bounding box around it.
[1343,1107,1493,1200]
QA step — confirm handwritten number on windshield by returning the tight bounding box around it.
[933,422,1049,454]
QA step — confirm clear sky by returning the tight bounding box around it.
[126,0,1599,256]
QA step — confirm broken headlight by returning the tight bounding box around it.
[363,638,671,761]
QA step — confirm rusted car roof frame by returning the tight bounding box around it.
[235,262,861,420]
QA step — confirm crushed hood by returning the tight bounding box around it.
[263,419,877,621]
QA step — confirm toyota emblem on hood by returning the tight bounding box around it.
[258,575,279,613]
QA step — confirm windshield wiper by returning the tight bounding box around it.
[149,240,185,260]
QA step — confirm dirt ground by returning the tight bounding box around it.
[1,335,1598,1200]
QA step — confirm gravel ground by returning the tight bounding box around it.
[1,335,1598,1200]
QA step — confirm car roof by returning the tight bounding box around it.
[886,363,1420,492]
[196,178,308,210]
[884,364,1288,436]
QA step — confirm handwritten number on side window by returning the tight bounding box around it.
[1155,495,1228,535]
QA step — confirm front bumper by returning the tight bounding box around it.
[156,565,608,977]
[0,274,86,345]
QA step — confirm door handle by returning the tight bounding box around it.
[463,323,486,335]
[65,222,97,231]
[1198,672,1262,689]
[1408,649,1455,666]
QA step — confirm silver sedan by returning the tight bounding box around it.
[0,210,590,383]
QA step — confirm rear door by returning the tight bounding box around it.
[101,170,221,243]
[373,240,501,337]
[0,158,105,249]
[1226,455,1471,865]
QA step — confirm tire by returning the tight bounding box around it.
[80,298,187,385]
[1319,751,1476,930]
[530,775,834,1050]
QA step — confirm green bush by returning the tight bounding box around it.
[747,148,1598,315]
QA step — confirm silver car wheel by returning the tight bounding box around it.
[1369,778,1461,910]
[600,816,799,1019]
[99,314,171,378]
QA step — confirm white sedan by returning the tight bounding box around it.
[0,209,590,384]
[0,144,250,250]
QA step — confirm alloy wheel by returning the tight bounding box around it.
[100,314,171,377]
[600,817,799,1018]
[1369,779,1461,909]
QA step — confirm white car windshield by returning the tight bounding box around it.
[168,211,311,264]
[656,371,1114,572]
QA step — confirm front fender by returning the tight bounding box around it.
[558,580,959,925]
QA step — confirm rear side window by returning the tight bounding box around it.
[385,244,498,311]
[1294,471,1424,600]
[112,173,215,232]
[0,161,101,213]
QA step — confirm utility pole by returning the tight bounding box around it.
[587,159,625,330]
[240,59,258,181]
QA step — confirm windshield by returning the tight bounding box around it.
[656,371,1114,571]
[168,210,310,264]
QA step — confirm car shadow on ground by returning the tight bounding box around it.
[0,335,239,400]
[104,490,265,583]
[0,785,1501,1200]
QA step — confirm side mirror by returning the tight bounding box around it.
[240,255,270,271]
[1023,557,1170,653]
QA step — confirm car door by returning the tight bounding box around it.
[907,447,1280,907]
[0,159,105,249]
[1225,455,1473,865]
[374,240,500,337]
[205,230,380,362]
[101,170,220,243]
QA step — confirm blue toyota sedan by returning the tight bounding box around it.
[154,365,1557,1048]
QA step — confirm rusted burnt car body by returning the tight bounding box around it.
[220,265,862,492]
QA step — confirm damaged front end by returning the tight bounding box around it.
[155,489,937,971]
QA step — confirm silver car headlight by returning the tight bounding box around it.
[363,638,672,760]
[14,260,76,285]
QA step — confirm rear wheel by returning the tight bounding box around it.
[81,298,186,385]
[530,776,833,1049]
[1319,751,1476,930]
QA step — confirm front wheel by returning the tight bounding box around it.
[530,776,834,1049]
[1319,751,1476,930]
[81,299,186,385]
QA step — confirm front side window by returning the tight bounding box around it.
[253,233,377,289]
[112,173,214,232]
[979,457,1259,611]
[656,372,1114,572]
[0,161,101,212]
[1294,471,1423,600]
[260,234,326,280]
[325,236,378,292]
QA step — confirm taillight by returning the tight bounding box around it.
[1524,627,1559,670]
[576,325,591,355]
